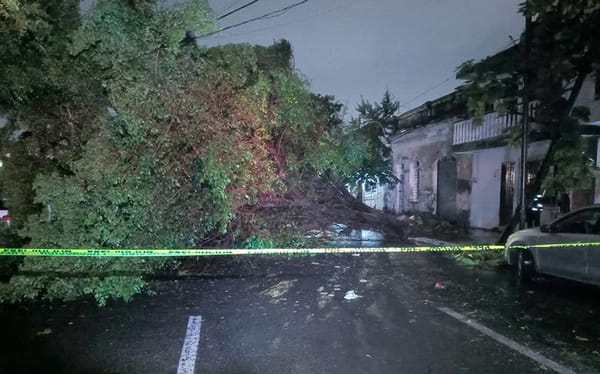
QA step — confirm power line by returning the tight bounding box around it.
[216,0,246,14]
[217,0,260,20]
[401,39,517,109]
[196,0,309,39]
[203,0,360,40]
[402,77,453,107]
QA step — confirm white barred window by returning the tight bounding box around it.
[410,161,420,202]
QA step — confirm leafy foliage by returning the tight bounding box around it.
[352,91,399,185]
[0,0,81,111]
[289,93,383,189]
[0,0,217,304]
[243,235,275,249]
[0,0,367,305]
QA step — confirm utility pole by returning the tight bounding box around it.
[519,9,532,230]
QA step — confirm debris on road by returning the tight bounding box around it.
[317,289,334,309]
[453,251,504,269]
[36,328,52,336]
[398,212,465,239]
[359,279,368,283]
[244,182,409,248]
[434,282,446,290]
[262,280,297,303]
[344,290,361,300]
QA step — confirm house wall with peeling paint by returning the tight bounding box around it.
[388,120,455,216]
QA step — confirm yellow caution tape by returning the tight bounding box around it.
[0,242,596,257]
[0,244,503,257]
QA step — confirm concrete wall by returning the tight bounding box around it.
[362,181,385,211]
[389,120,454,215]
[468,140,551,229]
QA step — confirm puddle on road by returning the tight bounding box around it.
[327,223,386,247]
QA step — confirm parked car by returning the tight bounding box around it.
[504,205,600,286]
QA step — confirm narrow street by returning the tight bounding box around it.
[1,249,599,373]
[2,1,600,373]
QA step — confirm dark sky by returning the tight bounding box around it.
[204,0,524,117]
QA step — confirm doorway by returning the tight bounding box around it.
[437,157,457,222]
[499,162,515,226]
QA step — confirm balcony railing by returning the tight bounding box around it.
[452,102,539,146]
[453,112,521,145]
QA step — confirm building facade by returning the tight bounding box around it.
[382,74,600,230]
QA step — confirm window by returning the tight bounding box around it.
[552,208,600,234]
[409,161,420,202]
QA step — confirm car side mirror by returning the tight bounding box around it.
[540,224,552,233]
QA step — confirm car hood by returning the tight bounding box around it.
[512,228,541,236]
[507,228,541,244]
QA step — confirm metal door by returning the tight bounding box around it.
[437,157,457,222]
[500,162,515,226]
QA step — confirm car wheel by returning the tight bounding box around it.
[517,250,535,284]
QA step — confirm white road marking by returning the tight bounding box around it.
[438,307,576,374]
[177,316,202,374]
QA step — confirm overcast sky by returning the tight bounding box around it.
[204,0,524,117]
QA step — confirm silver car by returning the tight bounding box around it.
[504,205,600,286]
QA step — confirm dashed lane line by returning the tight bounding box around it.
[177,316,202,374]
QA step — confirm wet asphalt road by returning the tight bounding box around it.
[1,252,600,373]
